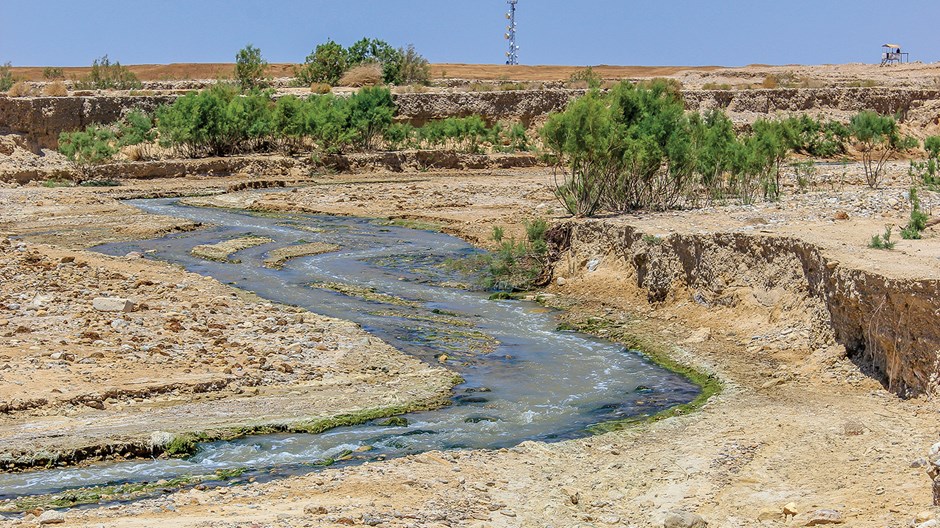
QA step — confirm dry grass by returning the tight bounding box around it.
[339,63,383,88]
[7,81,34,97]
[310,83,332,94]
[42,81,68,97]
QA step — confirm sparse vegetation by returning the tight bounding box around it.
[75,55,142,90]
[481,219,549,291]
[869,226,896,249]
[338,63,384,87]
[567,66,602,89]
[0,61,14,92]
[7,81,33,97]
[42,67,64,80]
[42,80,68,97]
[901,187,929,240]
[294,40,348,86]
[57,124,118,176]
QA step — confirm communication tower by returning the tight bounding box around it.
[505,0,519,65]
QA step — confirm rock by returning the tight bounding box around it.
[915,511,936,523]
[757,507,783,521]
[37,510,65,524]
[833,210,849,220]
[917,522,939,528]
[663,510,706,528]
[556,276,567,286]
[83,400,105,410]
[124,251,143,259]
[586,258,600,272]
[783,502,799,517]
[561,486,580,505]
[93,297,135,312]
[682,327,711,344]
[803,509,843,525]
[303,505,328,515]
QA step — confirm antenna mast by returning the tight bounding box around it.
[505,0,519,65]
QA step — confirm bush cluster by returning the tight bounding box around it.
[384,116,529,153]
[482,219,549,291]
[155,85,396,156]
[541,81,917,216]
[57,110,155,174]
[294,38,429,87]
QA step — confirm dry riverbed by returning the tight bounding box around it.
[0,167,938,527]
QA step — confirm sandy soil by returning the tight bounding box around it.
[0,163,936,526]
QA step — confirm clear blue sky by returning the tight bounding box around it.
[2,0,938,67]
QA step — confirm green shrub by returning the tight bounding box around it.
[0,62,14,92]
[483,219,549,291]
[156,85,273,157]
[346,87,395,150]
[58,125,118,175]
[924,136,940,159]
[235,44,268,91]
[848,111,916,188]
[901,187,929,240]
[75,55,141,90]
[868,226,896,250]
[294,40,348,86]
[117,110,155,147]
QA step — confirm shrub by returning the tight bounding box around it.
[156,85,272,157]
[541,80,694,216]
[483,218,549,291]
[42,81,68,97]
[76,55,141,90]
[235,44,268,91]
[310,82,332,94]
[294,40,347,86]
[397,44,430,85]
[848,111,916,188]
[0,62,13,92]
[901,187,929,240]
[924,136,940,159]
[568,67,602,89]
[338,63,384,87]
[868,226,896,249]
[42,67,63,80]
[58,124,118,175]
[117,110,155,147]
[346,86,395,149]
[7,81,33,97]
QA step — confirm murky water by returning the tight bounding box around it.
[0,199,698,497]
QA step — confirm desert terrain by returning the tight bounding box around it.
[0,62,938,528]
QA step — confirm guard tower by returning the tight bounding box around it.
[881,44,909,65]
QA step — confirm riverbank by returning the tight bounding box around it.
[0,168,938,526]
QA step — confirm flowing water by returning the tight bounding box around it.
[0,199,698,498]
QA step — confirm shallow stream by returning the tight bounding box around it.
[1,199,698,498]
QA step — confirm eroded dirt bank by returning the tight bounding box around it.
[0,168,937,526]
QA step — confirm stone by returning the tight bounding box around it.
[93,297,135,312]
[682,327,711,344]
[916,522,938,528]
[804,509,843,525]
[37,510,65,524]
[783,502,799,517]
[915,511,936,523]
[83,400,105,410]
[561,486,580,505]
[586,259,601,272]
[757,508,783,521]
[556,276,567,286]
[663,510,706,528]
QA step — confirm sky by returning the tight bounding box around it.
[1,0,939,67]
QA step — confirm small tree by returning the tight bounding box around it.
[397,44,430,85]
[347,38,403,84]
[294,40,348,86]
[848,111,915,188]
[235,44,268,91]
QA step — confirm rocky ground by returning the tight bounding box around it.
[0,159,935,526]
